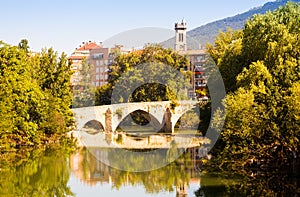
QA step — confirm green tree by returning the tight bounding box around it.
[209,2,300,171]
[207,28,243,93]
[0,42,74,149]
[95,44,190,105]
[0,44,44,148]
[34,48,74,136]
[18,39,30,53]
[72,59,95,107]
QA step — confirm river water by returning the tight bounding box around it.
[0,146,234,197]
[0,145,299,196]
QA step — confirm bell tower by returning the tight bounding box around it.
[175,19,187,51]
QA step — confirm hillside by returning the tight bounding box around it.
[162,0,300,49]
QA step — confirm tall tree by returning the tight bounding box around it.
[206,28,243,93]
[34,48,74,135]
[0,42,74,149]
[0,44,44,147]
[18,39,30,53]
[209,2,300,170]
[95,44,190,105]
[72,59,95,107]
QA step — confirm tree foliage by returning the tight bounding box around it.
[207,28,243,93]
[0,41,74,150]
[209,2,300,171]
[18,39,30,53]
[72,59,95,107]
[95,44,190,105]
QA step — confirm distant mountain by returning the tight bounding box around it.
[162,0,300,49]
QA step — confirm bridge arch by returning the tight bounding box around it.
[171,105,200,133]
[110,102,167,132]
[173,108,200,133]
[115,109,162,133]
[82,120,104,135]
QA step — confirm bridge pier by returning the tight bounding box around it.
[160,108,173,133]
[105,108,112,133]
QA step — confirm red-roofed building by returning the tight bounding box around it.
[68,41,102,86]
[76,42,99,51]
[69,41,131,88]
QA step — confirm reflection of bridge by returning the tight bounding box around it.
[70,147,205,195]
[72,100,199,133]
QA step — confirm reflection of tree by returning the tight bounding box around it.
[73,148,299,196]
[166,140,179,162]
[194,172,300,196]
[71,148,196,194]
[225,173,300,196]
[0,147,74,196]
[111,157,192,194]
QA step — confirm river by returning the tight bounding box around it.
[0,143,299,196]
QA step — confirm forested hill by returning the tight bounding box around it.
[162,0,300,49]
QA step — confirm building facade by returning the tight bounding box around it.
[69,42,131,88]
[89,47,111,87]
[68,41,101,86]
[175,20,207,99]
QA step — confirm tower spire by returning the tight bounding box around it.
[174,19,187,51]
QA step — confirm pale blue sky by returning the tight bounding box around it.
[1,0,271,54]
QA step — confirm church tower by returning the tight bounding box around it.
[174,19,187,51]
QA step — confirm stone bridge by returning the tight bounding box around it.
[72,100,200,133]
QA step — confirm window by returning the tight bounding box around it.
[196,55,206,62]
[96,75,99,80]
[195,74,204,78]
[179,33,183,42]
[92,53,104,59]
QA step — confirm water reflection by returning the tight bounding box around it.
[70,147,201,196]
[0,147,299,196]
[74,132,209,171]
[0,148,73,197]
[69,147,300,196]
